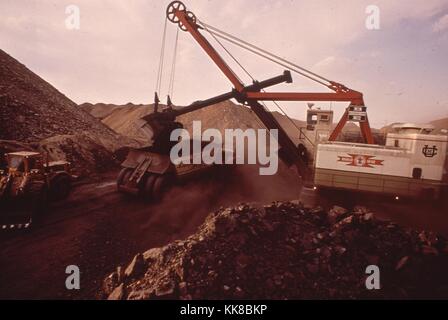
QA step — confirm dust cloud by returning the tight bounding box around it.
[141,163,302,240]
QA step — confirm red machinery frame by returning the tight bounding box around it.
[167,1,374,144]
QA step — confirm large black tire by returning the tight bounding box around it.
[117,168,133,192]
[26,180,48,224]
[49,174,71,201]
[152,175,171,201]
[143,174,157,199]
[117,168,130,187]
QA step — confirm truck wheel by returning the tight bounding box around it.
[27,181,47,223]
[152,174,173,201]
[50,174,71,201]
[143,174,157,199]
[117,168,132,187]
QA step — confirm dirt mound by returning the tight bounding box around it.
[102,104,154,140]
[82,100,304,140]
[431,117,448,134]
[178,101,265,133]
[38,133,120,176]
[83,99,380,147]
[0,49,130,148]
[179,103,377,144]
[82,101,269,143]
[103,202,448,300]
[79,103,147,120]
[0,49,138,175]
[83,100,308,147]
[79,103,121,120]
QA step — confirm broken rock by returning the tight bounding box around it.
[124,253,145,279]
[103,202,448,300]
[107,283,125,300]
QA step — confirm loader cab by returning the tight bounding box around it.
[6,152,43,174]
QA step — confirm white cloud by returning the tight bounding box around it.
[314,56,336,69]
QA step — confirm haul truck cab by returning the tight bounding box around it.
[313,123,448,200]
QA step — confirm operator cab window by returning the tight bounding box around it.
[306,113,318,130]
[8,156,24,171]
[320,115,329,122]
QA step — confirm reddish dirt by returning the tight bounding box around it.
[0,167,446,300]
[0,165,301,299]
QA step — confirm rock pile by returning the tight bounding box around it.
[0,49,137,176]
[0,49,122,145]
[0,135,123,177]
[102,202,448,300]
[38,133,120,175]
[82,100,306,144]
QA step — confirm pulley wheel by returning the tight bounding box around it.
[166,1,186,23]
[178,11,197,31]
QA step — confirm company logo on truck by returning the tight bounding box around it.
[422,145,438,158]
[338,154,384,168]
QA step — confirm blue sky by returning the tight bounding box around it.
[1,0,447,128]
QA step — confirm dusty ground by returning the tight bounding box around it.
[0,167,447,300]
[0,165,301,299]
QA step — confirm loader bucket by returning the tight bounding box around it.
[0,175,46,231]
[0,199,34,230]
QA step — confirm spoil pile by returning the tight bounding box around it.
[0,49,123,144]
[82,100,307,144]
[103,202,448,300]
[38,133,120,175]
[0,49,137,176]
[79,103,125,120]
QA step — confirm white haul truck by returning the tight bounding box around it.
[299,110,448,200]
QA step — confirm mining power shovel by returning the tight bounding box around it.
[117,1,375,201]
